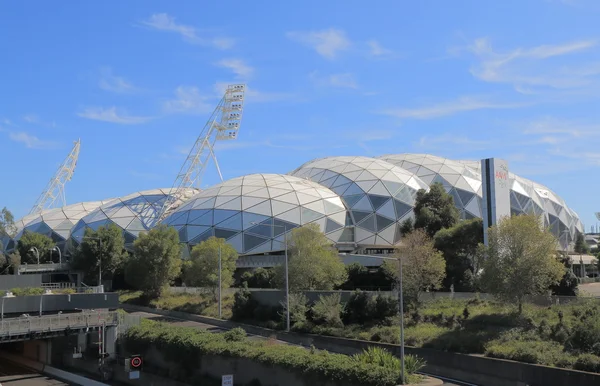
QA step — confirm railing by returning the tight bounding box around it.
[41,282,75,289]
[0,310,118,338]
[18,263,71,273]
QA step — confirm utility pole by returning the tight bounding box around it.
[218,244,222,319]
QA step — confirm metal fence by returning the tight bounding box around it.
[0,310,118,338]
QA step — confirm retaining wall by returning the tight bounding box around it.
[0,274,42,290]
[122,304,600,386]
[1,292,119,315]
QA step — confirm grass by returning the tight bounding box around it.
[120,290,600,374]
[119,290,234,319]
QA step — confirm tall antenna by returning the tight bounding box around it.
[30,139,81,214]
[157,84,246,221]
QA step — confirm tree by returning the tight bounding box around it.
[434,218,484,291]
[71,224,128,285]
[574,233,590,254]
[125,225,182,299]
[275,223,347,291]
[184,236,238,299]
[17,232,55,263]
[0,207,17,238]
[413,183,460,238]
[385,229,446,305]
[480,214,564,314]
[240,267,277,288]
[551,255,578,296]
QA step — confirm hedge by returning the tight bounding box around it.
[123,320,408,386]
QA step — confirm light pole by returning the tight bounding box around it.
[366,254,406,384]
[250,221,290,332]
[52,246,62,265]
[81,236,103,292]
[218,243,222,319]
[29,247,40,265]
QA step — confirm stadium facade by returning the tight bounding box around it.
[4,154,584,258]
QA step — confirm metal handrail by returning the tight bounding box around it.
[0,310,118,337]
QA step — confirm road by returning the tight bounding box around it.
[0,358,71,385]
[127,310,474,386]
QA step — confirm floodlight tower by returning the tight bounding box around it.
[29,139,81,215]
[157,84,246,222]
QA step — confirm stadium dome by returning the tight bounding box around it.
[289,156,429,246]
[162,174,347,257]
[69,188,198,250]
[378,154,484,220]
[458,159,584,243]
[11,201,109,255]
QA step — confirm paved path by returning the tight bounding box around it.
[0,359,71,385]
[580,283,600,297]
[128,310,473,386]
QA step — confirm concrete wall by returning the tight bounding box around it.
[122,304,600,386]
[0,274,42,290]
[1,293,119,315]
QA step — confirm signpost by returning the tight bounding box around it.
[222,374,233,386]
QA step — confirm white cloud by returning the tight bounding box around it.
[215,59,254,79]
[466,37,598,89]
[163,86,212,114]
[6,131,57,149]
[23,114,38,123]
[98,67,137,93]
[77,107,153,124]
[367,40,393,57]
[139,13,234,49]
[522,116,600,137]
[417,135,492,149]
[286,28,350,59]
[309,71,358,89]
[381,96,524,119]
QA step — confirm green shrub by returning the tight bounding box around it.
[374,294,398,321]
[11,287,44,296]
[568,317,600,354]
[282,293,308,326]
[344,290,374,324]
[351,347,424,384]
[485,340,567,366]
[574,354,600,373]
[312,293,344,328]
[232,289,257,321]
[404,354,427,375]
[54,288,76,294]
[370,326,399,344]
[223,327,247,342]
[124,321,403,386]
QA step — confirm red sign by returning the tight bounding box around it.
[131,356,142,368]
[495,171,508,180]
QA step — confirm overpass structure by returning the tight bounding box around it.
[0,310,118,344]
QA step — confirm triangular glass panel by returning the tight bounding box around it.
[325,218,343,234]
[394,200,412,219]
[246,200,272,216]
[352,210,371,224]
[342,183,364,196]
[456,189,475,208]
[188,225,212,241]
[276,207,301,225]
[342,194,363,209]
[189,210,214,226]
[357,215,377,232]
[215,228,239,240]
[243,233,269,253]
[191,229,214,244]
[368,194,390,210]
[383,180,404,196]
[242,212,270,230]
[324,199,343,214]
[178,227,188,242]
[213,210,238,225]
[301,208,324,224]
[246,222,273,238]
[345,212,354,226]
[273,219,297,237]
[375,214,395,232]
[339,227,355,242]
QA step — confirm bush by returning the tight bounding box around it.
[485,339,568,366]
[223,327,247,342]
[232,289,258,321]
[312,293,344,328]
[568,316,600,354]
[11,287,44,296]
[282,293,308,326]
[404,354,427,375]
[124,320,404,386]
[351,347,424,384]
[344,290,374,325]
[574,354,600,373]
[370,326,399,344]
[374,294,398,321]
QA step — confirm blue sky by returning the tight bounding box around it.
[1,0,599,229]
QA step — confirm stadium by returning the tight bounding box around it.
[5,153,584,264]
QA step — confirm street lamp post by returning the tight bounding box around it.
[52,246,62,265]
[81,236,103,292]
[250,222,290,332]
[366,254,406,384]
[218,244,222,319]
[29,247,40,265]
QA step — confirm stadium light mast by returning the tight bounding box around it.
[29,139,81,215]
[157,84,246,222]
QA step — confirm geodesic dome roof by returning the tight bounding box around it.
[69,188,198,249]
[378,154,484,220]
[289,156,429,246]
[162,174,347,257]
[15,201,109,243]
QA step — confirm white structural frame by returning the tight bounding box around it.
[157,84,246,222]
[30,139,81,215]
